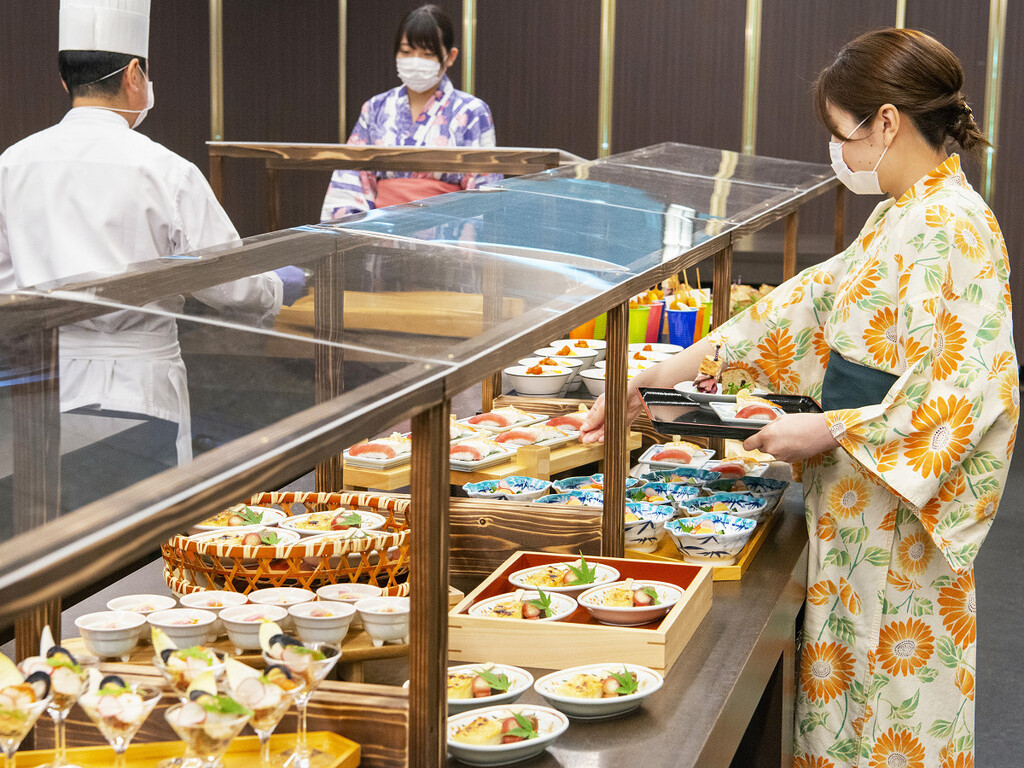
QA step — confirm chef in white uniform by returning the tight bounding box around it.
[0,0,289,468]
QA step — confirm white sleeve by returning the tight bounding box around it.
[172,163,283,320]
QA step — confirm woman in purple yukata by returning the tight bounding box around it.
[319,4,500,222]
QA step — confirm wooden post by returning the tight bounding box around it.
[711,243,733,330]
[602,302,628,558]
[266,165,281,232]
[314,244,346,492]
[480,248,503,412]
[10,329,62,661]
[408,400,450,768]
[833,185,846,255]
[782,210,798,281]
[481,373,501,413]
[209,154,224,202]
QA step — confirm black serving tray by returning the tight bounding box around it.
[639,387,823,439]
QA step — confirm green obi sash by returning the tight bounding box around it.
[821,350,899,412]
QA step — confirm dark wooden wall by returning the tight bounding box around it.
[1,0,1022,352]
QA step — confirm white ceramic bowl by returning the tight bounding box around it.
[534,663,664,719]
[189,506,286,535]
[594,359,659,372]
[218,604,290,653]
[74,610,147,661]
[177,590,249,640]
[278,510,387,538]
[288,601,357,645]
[462,476,552,502]
[533,345,599,370]
[446,704,569,765]
[579,368,606,397]
[355,596,410,647]
[548,338,607,363]
[507,561,620,599]
[629,342,683,356]
[468,591,577,622]
[517,356,583,374]
[247,588,316,631]
[316,583,384,629]
[503,365,574,396]
[106,593,177,616]
[446,663,535,715]
[665,512,757,565]
[146,609,218,649]
[577,580,683,626]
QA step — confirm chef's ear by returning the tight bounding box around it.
[60,78,69,95]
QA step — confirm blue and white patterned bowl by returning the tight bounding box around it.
[551,474,642,494]
[679,492,769,521]
[535,490,606,507]
[704,476,788,511]
[463,476,552,502]
[666,513,756,564]
[624,502,674,553]
[627,482,701,511]
[641,467,721,489]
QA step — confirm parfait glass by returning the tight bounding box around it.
[261,643,340,768]
[230,676,305,767]
[0,692,52,768]
[163,703,249,768]
[153,651,227,702]
[78,682,162,768]
[39,655,98,768]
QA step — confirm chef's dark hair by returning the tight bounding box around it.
[58,50,147,100]
[814,28,988,162]
[394,4,454,63]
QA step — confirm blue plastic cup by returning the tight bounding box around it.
[667,307,699,347]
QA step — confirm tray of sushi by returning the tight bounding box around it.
[450,438,517,470]
[456,406,546,434]
[636,441,715,470]
[343,432,412,469]
[492,424,579,450]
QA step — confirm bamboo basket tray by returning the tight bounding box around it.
[18,732,359,768]
[162,491,410,595]
[449,552,712,673]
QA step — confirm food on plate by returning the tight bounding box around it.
[525,365,544,375]
[0,651,51,718]
[544,407,589,431]
[451,711,539,745]
[289,510,366,532]
[650,446,693,463]
[467,407,534,429]
[684,519,730,535]
[708,457,761,479]
[77,675,153,734]
[493,425,569,447]
[601,582,659,608]
[555,345,572,356]
[536,356,560,366]
[448,665,511,700]
[225,658,300,729]
[731,283,774,316]
[164,672,252,745]
[450,417,489,441]
[201,529,284,547]
[734,403,781,421]
[199,505,266,528]
[553,668,640,699]
[693,345,724,393]
[450,438,506,463]
[632,351,649,361]
[259,623,331,688]
[347,432,411,460]
[479,590,554,620]
[573,340,593,348]
[523,557,599,588]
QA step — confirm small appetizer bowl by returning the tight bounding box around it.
[247,587,315,631]
[463,476,552,502]
[106,593,177,617]
[624,502,675,553]
[467,591,577,623]
[533,663,664,720]
[665,512,757,565]
[705,475,788,510]
[629,342,683,356]
[507,560,620,598]
[219,604,289,653]
[189,506,286,535]
[288,601,357,646]
[316,582,384,629]
[177,590,249,641]
[626,482,701,512]
[446,663,535,715]
[146,609,218,650]
[534,491,605,508]
[577,581,683,627]
[446,704,569,766]
[517,356,584,374]
[74,610,147,661]
[534,345,600,370]
[503,365,574,396]
[355,596,410,647]
[641,466,722,489]
[278,509,387,537]
[548,337,607,363]
[551,474,642,494]
[680,492,769,521]
[578,368,606,396]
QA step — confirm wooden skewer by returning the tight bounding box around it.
[682,269,691,293]
[696,267,702,296]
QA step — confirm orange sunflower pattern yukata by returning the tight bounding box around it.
[709,156,1016,768]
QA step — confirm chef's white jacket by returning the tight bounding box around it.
[0,107,283,463]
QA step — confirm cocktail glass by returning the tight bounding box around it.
[153,651,227,702]
[0,692,52,768]
[78,682,162,768]
[230,676,305,767]
[163,703,249,768]
[261,643,340,768]
[38,655,98,768]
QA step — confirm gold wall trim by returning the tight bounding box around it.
[981,0,1007,201]
[741,0,763,155]
[894,0,907,28]
[598,0,616,157]
[209,0,224,141]
[338,0,347,140]
[462,0,477,94]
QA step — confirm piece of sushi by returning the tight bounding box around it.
[348,432,410,460]
[466,406,531,428]
[545,408,589,430]
[650,446,694,464]
[735,404,780,421]
[450,439,504,463]
[494,425,568,447]
[709,461,747,480]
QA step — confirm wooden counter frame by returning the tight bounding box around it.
[0,145,840,768]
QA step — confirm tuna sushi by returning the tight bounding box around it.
[348,432,410,460]
[494,425,568,447]
[650,447,694,464]
[710,461,747,480]
[466,406,532,428]
[545,408,588,430]
[450,439,504,463]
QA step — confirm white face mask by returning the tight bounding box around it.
[82,63,155,129]
[829,114,888,196]
[396,56,443,94]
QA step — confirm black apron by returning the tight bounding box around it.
[821,349,899,411]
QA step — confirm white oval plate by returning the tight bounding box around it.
[534,662,663,719]
[673,381,771,405]
[446,663,534,715]
[577,580,683,626]
[279,510,387,537]
[447,704,569,766]
[709,401,784,426]
[467,591,577,622]
[637,442,715,469]
[507,561,619,598]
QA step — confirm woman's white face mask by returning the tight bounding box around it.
[396,56,443,94]
[829,113,888,196]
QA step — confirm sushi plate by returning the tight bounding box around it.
[455,412,546,434]
[637,443,715,470]
[673,381,770,405]
[496,429,580,450]
[709,402,785,426]
[343,434,412,469]
[450,443,518,471]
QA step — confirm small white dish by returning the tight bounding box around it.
[288,601,357,645]
[579,368,607,396]
[629,342,683,356]
[703,458,769,479]
[316,583,384,630]
[246,588,315,633]
[355,596,410,647]
[507,560,620,599]
[447,704,569,765]
[710,400,784,425]
[146,609,218,650]
[548,338,607,362]
[74,610,147,661]
[533,345,599,370]
[446,663,534,715]
[178,591,249,641]
[106,593,177,616]
[468,591,577,622]
[342,434,412,469]
[577,581,683,626]
[534,663,664,719]
[637,442,715,469]
[189,506,286,535]
[450,438,516,471]
[503,365,574,396]
[218,604,289,653]
[458,409,545,434]
[279,509,387,537]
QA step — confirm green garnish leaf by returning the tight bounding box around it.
[565,553,597,585]
[200,694,253,717]
[290,646,327,661]
[46,657,83,674]
[178,647,215,663]
[260,532,281,546]
[526,590,554,618]
[339,512,362,527]
[474,667,511,692]
[240,506,263,525]
[641,586,660,606]
[503,711,538,740]
[608,667,640,696]
[97,684,128,696]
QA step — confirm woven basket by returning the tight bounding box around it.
[162,491,410,596]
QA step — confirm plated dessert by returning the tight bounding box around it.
[446,663,534,714]
[507,557,619,597]
[279,509,386,537]
[193,504,285,530]
[577,579,683,626]
[534,663,664,720]
[468,590,577,622]
[446,704,569,766]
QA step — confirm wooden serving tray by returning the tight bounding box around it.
[625,507,782,581]
[18,732,359,768]
[449,552,712,673]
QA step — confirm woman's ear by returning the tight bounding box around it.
[878,103,900,146]
[446,46,459,69]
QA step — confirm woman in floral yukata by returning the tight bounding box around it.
[581,29,1016,767]
[319,4,499,222]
